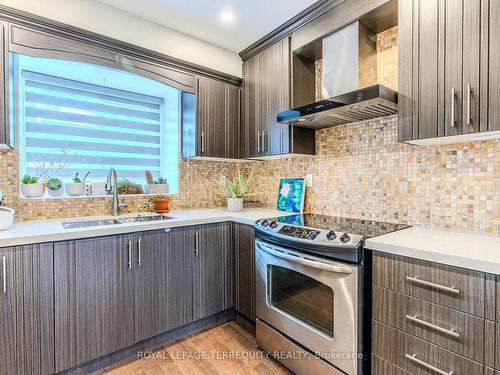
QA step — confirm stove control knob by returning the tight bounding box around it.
[261,220,269,227]
[340,233,351,243]
[326,230,336,240]
[269,221,278,228]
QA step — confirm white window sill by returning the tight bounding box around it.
[18,193,175,200]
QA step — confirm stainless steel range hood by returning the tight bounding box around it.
[278,21,398,129]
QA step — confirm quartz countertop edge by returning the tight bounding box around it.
[0,208,291,248]
[365,226,500,275]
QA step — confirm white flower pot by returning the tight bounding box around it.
[21,183,44,198]
[147,183,169,194]
[227,197,243,212]
[47,187,63,197]
[91,182,107,196]
[0,207,14,230]
[65,183,84,196]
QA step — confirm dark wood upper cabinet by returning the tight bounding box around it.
[0,244,55,375]
[398,0,486,142]
[54,235,135,372]
[191,76,241,159]
[133,228,194,342]
[242,37,315,158]
[0,20,10,148]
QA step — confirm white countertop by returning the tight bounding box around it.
[365,226,500,274]
[0,208,290,248]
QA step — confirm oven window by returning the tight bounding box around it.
[268,265,334,338]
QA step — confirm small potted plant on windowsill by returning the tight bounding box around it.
[65,172,89,196]
[216,166,258,212]
[144,170,169,194]
[20,174,44,198]
[117,178,144,195]
[46,178,63,197]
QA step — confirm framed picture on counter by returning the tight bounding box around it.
[276,178,305,213]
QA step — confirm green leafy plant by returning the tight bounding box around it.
[21,175,38,184]
[215,166,258,198]
[72,172,90,184]
[117,178,144,195]
[47,178,62,191]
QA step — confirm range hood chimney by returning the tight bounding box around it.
[278,21,397,129]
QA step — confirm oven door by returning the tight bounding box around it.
[256,239,359,375]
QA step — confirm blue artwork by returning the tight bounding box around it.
[276,178,305,213]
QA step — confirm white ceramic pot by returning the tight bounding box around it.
[147,183,169,194]
[47,187,63,197]
[21,183,44,198]
[65,183,84,196]
[227,197,243,212]
[0,207,14,230]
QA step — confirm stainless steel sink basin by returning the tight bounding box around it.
[62,219,122,229]
[117,215,172,223]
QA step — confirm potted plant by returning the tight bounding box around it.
[152,196,170,214]
[144,170,169,194]
[20,174,44,198]
[117,178,144,195]
[65,172,89,196]
[46,178,63,197]
[216,166,257,212]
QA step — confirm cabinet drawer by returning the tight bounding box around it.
[373,320,483,375]
[372,354,411,375]
[373,286,484,362]
[373,252,485,316]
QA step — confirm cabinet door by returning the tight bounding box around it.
[483,0,500,131]
[242,54,260,158]
[0,21,9,147]
[225,83,241,159]
[233,223,256,321]
[0,244,54,375]
[134,228,194,341]
[193,223,233,320]
[54,235,135,372]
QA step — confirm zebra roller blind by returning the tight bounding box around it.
[21,70,164,181]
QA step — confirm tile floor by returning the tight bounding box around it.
[97,322,292,374]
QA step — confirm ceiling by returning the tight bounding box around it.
[95,0,318,52]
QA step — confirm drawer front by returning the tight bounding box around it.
[373,320,483,375]
[372,354,411,375]
[373,252,485,316]
[373,286,485,362]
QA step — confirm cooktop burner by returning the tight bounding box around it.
[255,213,408,263]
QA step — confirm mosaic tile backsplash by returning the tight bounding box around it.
[244,115,500,234]
[1,114,499,234]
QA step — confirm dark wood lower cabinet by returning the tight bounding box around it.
[134,228,194,342]
[233,223,256,322]
[54,235,135,372]
[0,243,54,375]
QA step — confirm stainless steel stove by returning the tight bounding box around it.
[255,213,408,375]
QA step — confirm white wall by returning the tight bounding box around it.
[0,0,242,77]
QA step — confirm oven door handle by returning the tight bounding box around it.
[256,242,353,275]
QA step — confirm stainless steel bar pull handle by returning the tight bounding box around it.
[127,240,132,269]
[406,276,460,295]
[262,131,267,152]
[200,131,205,154]
[257,131,261,152]
[405,354,453,375]
[451,88,456,128]
[137,238,142,266]
[2,256,6,293]
[194,231,199,255]
[466,84,472,126]
[405,315,459,338]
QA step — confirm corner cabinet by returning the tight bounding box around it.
[0,243,55,375]
[183,76,241,159]
[399,0,500,142]
[242,37,315,158]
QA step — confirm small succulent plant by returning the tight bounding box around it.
[47,178,62,191]
[21,175,38,184]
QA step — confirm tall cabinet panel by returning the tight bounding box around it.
[134,228,194,342]
[54,235,135,372]
[484,0,500,131]
[0,244,54,375]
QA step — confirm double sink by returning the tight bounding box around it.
[62,215,172,229]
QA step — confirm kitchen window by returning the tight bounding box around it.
[10,53,181,194]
